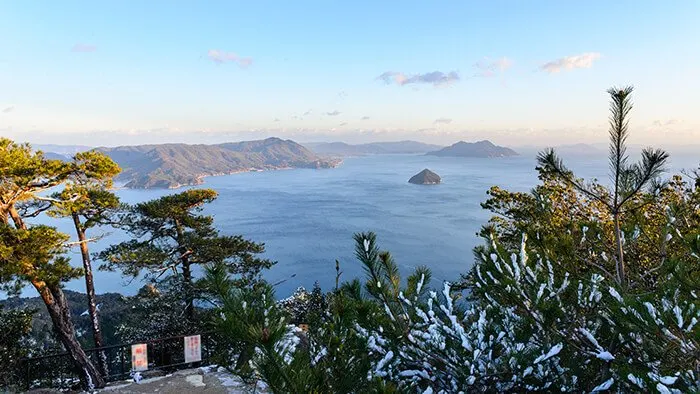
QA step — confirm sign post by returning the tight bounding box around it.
[131,343,148,371]
[184,335,202,363]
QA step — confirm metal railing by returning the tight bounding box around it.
[21,332,216,390]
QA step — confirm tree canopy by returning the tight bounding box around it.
[99,188,274,320]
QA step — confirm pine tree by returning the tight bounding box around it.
[0,138,105,389]
[98,189,274,323]
[45,150,121,377]
[537,86,668,287]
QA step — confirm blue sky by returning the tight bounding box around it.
[1,1,698,146]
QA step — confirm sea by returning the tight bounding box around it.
[17,152,700,299]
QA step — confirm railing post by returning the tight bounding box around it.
[121,346,126,381]
[19,332,215,389]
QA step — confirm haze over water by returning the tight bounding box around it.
[19,151,693,299]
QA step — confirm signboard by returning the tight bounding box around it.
[131,343,148,371]
[184,335,202,363]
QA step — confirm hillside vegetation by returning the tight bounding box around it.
[100,137,340,188]
[427,140,518,158]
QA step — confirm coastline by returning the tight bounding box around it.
[121,160,344,190]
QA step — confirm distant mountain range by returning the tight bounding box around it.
[305,140,443,156]
[34,144,93,156]
[426,140,518,158]
[97,137,340,189]
[514,143,605,157]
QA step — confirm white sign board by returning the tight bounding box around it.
[131,343,148,371]
[184,335,202,363]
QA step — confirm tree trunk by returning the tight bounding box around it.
[8,206,105,389]
[174,219,195,323]
[182,259,195,322]
[613,213,625,286]
[34,281,106,389]
[72,213,109,378]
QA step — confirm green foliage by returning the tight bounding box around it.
[535,86,669,287]
[0,224,81,295]
[99,189,273,284]
[0,139,123,389]
[0,139,75,200]
[114,283,207,343]
[278,283,327,325]
[479,163,699,293]
[0,140,125,294]
[0,306,34,388]
[353,232,431,330]
[206,233,429,393]
[0,290,131,350]
[460,231,700,392]
[98,188,274,323]
[100,137,339,189]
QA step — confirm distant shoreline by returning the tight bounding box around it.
[117,160,344,190]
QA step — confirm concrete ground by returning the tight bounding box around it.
[99,367,267,394]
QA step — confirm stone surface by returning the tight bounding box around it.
[90,367,267,394]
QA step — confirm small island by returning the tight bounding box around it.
[409,169,441,185]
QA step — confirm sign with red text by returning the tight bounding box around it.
[131,343,148,371]
[184,335,201,363]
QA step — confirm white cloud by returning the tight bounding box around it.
[652,119,683,127]
[473,57,512,77]
[325,110,341,116]
[377,71,460,86]
[434,118,452,124]
[207,50,253,67]
[71,44,97,53]
[540,52,601,73]
[2,106,14,113]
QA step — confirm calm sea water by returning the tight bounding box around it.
[18,153,699,298]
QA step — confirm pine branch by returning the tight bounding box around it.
[607,86,634,209]
[537,149,612,209]
[618,148,669,208]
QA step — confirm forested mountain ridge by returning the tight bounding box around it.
[98,137,340,189]
[426,140,518,158]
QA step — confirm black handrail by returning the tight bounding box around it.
[21,331,217,390]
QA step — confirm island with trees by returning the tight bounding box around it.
[426,140,518,158]
[99,137,340,189]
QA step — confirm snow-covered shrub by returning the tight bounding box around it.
[207,225,699,392]
[206,258,392,393]
[361,230,699,393]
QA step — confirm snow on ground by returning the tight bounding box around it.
[95,366,267,394]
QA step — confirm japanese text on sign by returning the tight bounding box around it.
[131,343,148,371]
[184,335,202,363]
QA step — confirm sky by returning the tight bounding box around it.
[1,1,699,147]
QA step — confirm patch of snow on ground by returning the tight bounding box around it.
[185,374,206,387]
